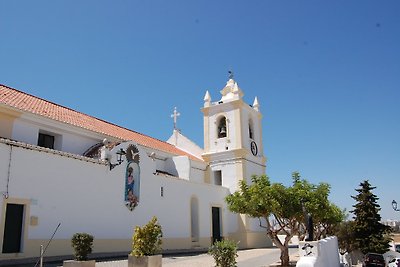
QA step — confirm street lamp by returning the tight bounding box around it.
[109,148,126,170]
[392,200,400,211]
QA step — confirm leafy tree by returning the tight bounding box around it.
[226,173,341,267]
[291,172,345,240]
[351,180,392,254]
[313,203,346,239]
[335,220,356,255]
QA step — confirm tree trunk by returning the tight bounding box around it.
[268,234,290,267]
[280,247,290,267]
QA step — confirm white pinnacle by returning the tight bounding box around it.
[253,97,260,111]
[204,90,211,102]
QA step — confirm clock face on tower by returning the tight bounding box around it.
[250,141,258,156]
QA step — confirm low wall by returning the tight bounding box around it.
[296,236,340,267]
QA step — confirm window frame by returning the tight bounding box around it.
[37,132,55,149]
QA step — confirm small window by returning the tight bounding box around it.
[38,133,55,149]
[214,170,222,186]
[249,119,254,140]
[217,117,227,138]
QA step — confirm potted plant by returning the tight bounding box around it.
[128,216,163,267]
[208,239,238,267]
[63,233,95,267]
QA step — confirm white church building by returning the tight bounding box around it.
[0,77,271,260]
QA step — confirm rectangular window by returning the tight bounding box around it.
[37,133,55,149]
[214,170,222,186]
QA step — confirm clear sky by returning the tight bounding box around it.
[1,1,399,220]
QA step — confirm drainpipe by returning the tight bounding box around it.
[3,145,12,199]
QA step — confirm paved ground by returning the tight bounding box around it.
[3,248,367,267]
[95,247,298,267]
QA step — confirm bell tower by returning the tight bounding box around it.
[201,75,266,192]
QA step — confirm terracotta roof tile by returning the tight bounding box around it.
[0,84,203,161]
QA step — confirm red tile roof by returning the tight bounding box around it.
[0,84,202,161]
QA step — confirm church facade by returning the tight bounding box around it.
[0,77,270,260]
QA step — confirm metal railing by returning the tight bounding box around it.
[34,223,61,267]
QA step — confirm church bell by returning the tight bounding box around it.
[219,126,226,135]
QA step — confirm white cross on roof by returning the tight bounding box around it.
[171,107,180,130]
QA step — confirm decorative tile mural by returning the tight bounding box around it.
[125,144,140,211]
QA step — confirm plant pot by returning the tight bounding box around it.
[63,260,95,267]
[128,254,162,267]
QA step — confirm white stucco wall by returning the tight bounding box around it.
[206,104,240,153]
[0,141,233,257]
[165,156,191,180]
[189,162,206,183]
[218,161,239,193]
[154,157,166,172]
[166,130,204,159]
[60,131,101,155]
[11,118,101,155]
[12,120,38,145]
[0,143,11,197]
[240,105,263,158]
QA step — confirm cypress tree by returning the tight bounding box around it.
[351,180,391,254]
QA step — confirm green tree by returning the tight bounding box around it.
[313,203,345,239]
[226,173,341,267]
[335,220,356,254]
[351,180,392,254]
[291,172,345,240]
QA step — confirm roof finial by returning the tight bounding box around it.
[204,90,211,102]
[253,97,260,112]
[171,107,180,131]
[228,69,234,80]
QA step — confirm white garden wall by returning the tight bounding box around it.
[296,236,340,267]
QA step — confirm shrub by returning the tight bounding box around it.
[71,233,94,261]
[208,239,238,267]
[131,216,163,257]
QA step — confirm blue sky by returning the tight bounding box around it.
[1,1,399,220]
